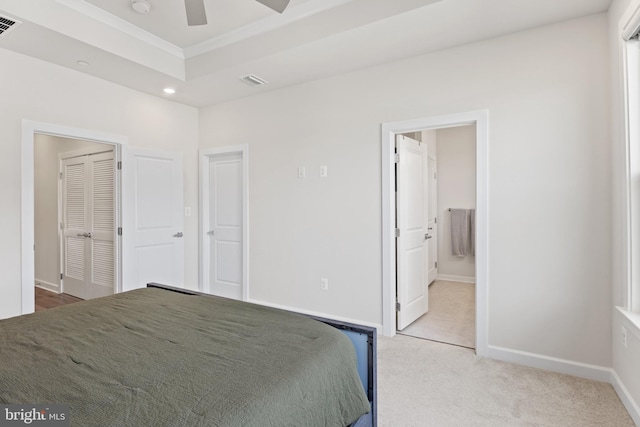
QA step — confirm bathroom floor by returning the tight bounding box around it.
[398,280,475,349]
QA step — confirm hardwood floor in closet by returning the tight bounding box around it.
[35,287,83,311]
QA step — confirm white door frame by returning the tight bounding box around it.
[381,110,489,357]
[21,120,126,314]
[426,152,438,284]
[199,144,249,301]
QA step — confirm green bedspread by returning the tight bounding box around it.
[0,288,370,426]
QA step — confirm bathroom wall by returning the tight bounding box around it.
[436,125,476,282]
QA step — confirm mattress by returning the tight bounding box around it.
[0,288,370,426]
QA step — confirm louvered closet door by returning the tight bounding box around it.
[62,156,90,299]
[89,151,115,299]
[61,151,115,300]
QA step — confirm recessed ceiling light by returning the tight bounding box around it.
[131,0,151,14]
[76,60,89,66]
[163,87,176,94]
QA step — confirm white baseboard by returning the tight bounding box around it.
[247,297,382,333]
[437,274,476,284]
[35,279,59,293]
[488,345,639,424]
[611,370,640,426]
[486,345,612,382]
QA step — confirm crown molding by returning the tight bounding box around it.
[55,0,184,58]
[183,0,354,58]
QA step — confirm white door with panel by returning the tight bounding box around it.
[61,150,115,300]
[426,155,438,284]
[122,148,184,291]
[396,134,429,330]
[206,153,243,299]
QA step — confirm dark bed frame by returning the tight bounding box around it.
[146,283,377,427]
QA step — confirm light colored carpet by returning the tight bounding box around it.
[399,280,475,348]
[377,334,634,427]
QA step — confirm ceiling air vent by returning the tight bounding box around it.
[0,15,21,37]
[240,74,269,87]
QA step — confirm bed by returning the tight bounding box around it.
[0,283,376,426]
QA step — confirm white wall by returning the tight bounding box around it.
[436,125,476,281]
[422,129,437,158]
[609,0,640,421]
[34,135,103,291]
[0,48,199,319]
[200,14,612,366]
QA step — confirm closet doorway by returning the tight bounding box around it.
[381,110,488,356]
[34,135,117,303]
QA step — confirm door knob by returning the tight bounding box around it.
[86,232,92,239]
[425,234,432,240]
[173,232,184,238]
[207,230,215,236]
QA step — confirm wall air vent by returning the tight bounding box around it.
[240,74,269,87]
[0,15,21,37]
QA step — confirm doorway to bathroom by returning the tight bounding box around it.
[381,110,488,356]
[395,125,476,349]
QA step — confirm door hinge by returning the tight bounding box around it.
[117,227,122,236]
[59,172,63,179]
[396,302,401,312]
[435,217,437,224]
[435,261,438,268]
[60,273,63,280]
[117,161,122,170]
[394,153,400,163]
[59,222,64,230]
[395,228,400,238]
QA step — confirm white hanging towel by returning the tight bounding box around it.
[450,209,469,257]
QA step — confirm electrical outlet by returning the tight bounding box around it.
[320,165,328,177]
[622,326,628,349]
[185,207,191,217]
[298,167,306,179]
[320,278,329,291]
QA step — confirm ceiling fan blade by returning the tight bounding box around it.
[255,0,291,14]
[185,0,207,26]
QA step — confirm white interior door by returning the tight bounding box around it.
[61,150,115,300]
[207,153,243,299]
[122,147,184,291]
[427,155,438,284]
[396,134,429,330]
